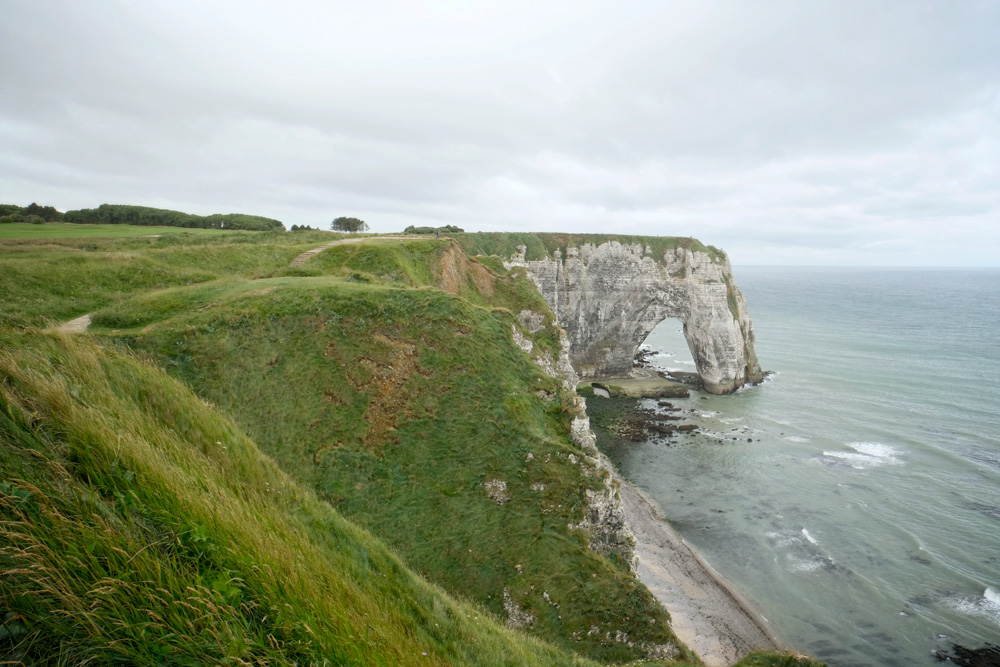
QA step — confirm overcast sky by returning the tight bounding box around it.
[2,1,997,265]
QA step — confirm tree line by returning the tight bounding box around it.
[62,204,285,231]
[402,225,464,234]
[2,202,467,237]
[0,203,65,224]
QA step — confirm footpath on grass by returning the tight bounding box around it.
[289,234,429,266]
[52,234,428,333]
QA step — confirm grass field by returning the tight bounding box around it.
[0,230,823,667]
[0,222,246,239]
[0,230,337,327]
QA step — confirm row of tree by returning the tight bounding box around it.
[0,202,65,224]
[2,202,465,236]
[331,216,368,233]
[63,204,285,231]
[402,225,465,234]
[330,220,465,235]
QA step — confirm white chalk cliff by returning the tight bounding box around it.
[506,240,762,394]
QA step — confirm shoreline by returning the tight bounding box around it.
[610,465,781,666]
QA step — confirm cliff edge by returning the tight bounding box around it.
[459,233,763,394]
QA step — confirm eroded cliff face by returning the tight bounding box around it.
[514,311,638,571]
[507,241,762,394]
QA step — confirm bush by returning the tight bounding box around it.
[23,202,64,221]
[403,225,465,234]
[0,213,45,224]
[0,203,64,222]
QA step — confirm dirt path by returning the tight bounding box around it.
[289,238,355,266]
[51,313,92,333]
[614,471,781,666]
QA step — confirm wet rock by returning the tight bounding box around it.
[935,643,1000,666]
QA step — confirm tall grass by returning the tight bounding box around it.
[0,330,597,666]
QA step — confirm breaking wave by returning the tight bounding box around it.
[946,588,1000,627]
[821,442,904,469]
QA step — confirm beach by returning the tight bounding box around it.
[612,468,780,666]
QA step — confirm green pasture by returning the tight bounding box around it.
[0,222,241,239]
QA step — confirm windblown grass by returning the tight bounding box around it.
[115,278,686,663]
[0,330,596,666]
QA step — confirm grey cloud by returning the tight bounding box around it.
[1,0,997,265]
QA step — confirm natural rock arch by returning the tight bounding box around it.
[506,240,763,394]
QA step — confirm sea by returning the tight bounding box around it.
[604,267,1000,667]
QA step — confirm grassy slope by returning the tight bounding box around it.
[1,231,822,667]
[103,238,688,663]
[0,330,595,666]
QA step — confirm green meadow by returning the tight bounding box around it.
[0,222,239,239]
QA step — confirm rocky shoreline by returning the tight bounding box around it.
[614,470,781,666]
[583,347,782,666]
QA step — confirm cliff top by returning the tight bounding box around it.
[453,232,728,264]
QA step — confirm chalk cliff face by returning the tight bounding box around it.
[514,313,639,569]
[507,241,763,395]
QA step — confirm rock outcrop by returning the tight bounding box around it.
[516,318,638,569]
[506,240,762,394]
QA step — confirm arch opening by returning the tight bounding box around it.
[636,317,699,384]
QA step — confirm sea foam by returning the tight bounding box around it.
[822,442,903,469]
[946,587,1000,627]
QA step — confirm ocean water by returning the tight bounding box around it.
[605,267,1000,667]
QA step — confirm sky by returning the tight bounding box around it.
[1,0,998,266]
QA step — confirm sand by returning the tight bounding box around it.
[612,468,781,666]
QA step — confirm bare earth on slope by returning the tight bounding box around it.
[51,313,91,333]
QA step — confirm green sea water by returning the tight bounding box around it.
[605,267,1000,667]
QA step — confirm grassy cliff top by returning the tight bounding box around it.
[452,232,728,263]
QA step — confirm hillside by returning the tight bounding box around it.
[89,236,687,663]
[0,330,595,666]
[1,227,822,666]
